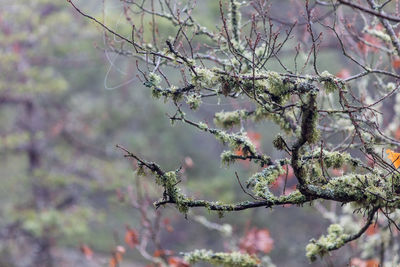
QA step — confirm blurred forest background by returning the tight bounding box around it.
[0,0,377,266]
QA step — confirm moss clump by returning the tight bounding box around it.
[323,151,351,169]
[267,71,291,97]
[214,110,247,129]
[301,93,319,144]
[184,249,261,267]
[272,134,286,150]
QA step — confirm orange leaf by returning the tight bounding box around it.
[125,226,139,249]
[80,244,93,260]
[109,246,125,267]
[168,257,190,267]
[163,218,174,232]
[109,257,117,267]
[386,149,400,168]
[350,258,379,267]
[366,224,378,236]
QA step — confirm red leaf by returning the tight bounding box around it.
[393,57,400,69]
[357,33,381,55]
[239,227,274,254]
[335,69,351,79]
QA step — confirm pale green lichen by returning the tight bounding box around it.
[229,0,242,44]
[306,224,349,262]
[221,150,237,166]
[192,68,219,88]
[322,151,352,169]
[186,93,202,110]
[198,122,208,131]
[253,105,293,133]
[214,131,257,156]
[184,249,261,267]
[320,71,338,93]
[247,165,285,198]
[155,171,189,215]
[214,110,247,129]
[365,27,391,43]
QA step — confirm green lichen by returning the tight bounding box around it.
[184,249,261,267]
